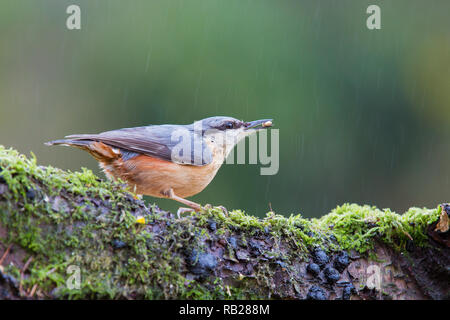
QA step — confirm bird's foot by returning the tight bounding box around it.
[204,204,228,216]
[216,205,228,216]
[176,207,196,219]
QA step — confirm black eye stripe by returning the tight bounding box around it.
[215,120,241,130]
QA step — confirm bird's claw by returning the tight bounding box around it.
[216,205,228,216]
[176,204,228,219]
[176,207,196,219]
[203,204,228,216]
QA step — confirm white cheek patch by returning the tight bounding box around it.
[203,128,255,163]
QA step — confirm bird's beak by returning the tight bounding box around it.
[244,119,273,130]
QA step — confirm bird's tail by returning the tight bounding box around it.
[45,138,119,161]
[45,139,91,148]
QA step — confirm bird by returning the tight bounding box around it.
[46,116,273,214]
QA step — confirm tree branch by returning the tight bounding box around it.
[0,146,448,299]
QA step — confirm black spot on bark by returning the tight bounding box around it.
[306,263,320,277]
[323,266,340,284]
[227,237,237,249]
[312,249,329,267]
[334,251,350,272]
[187,250,217,276]
[306,285,327,300]
[207,220,217,232]
[342,284,356,300]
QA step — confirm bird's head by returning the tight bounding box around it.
[194,116,273,158]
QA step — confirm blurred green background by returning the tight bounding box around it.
[1,0,449,218]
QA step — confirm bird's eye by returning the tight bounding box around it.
[225,122,234,129]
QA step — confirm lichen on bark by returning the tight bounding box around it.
[0,145,448,299]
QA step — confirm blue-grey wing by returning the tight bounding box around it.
[65,125,212,166]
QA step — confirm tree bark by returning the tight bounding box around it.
[0,146,448,300]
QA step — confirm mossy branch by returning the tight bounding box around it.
[0,146,448,300]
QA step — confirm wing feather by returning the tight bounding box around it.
[65,125,212,166]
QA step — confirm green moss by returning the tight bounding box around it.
[0,146,193,298]
[194,207,329,254]
[315,203,439,253]
[0,145,441,299]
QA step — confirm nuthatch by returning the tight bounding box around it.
[46,116,273,212]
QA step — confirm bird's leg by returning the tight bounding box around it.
[163,189,228,218]
[165,188,202,211]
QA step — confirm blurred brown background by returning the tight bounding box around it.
[1,0,449,217]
